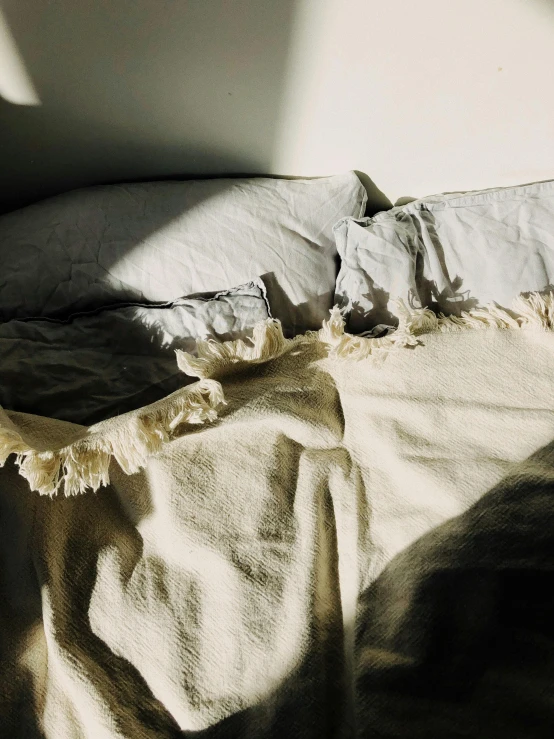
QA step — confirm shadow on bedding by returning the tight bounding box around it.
[343,273,480,336]
[0,469,45,739]
[4,418,554,735]
[0,348,351,737]
[355,438,554,738]
[0,308,196,427]
[0,272,338,427]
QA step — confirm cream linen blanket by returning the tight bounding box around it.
[2,296,554,738]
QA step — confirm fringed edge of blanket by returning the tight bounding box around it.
[2,293,553,497]
[319,291,554,361]
[0,319,308,497]
[175,318,309,379]
[0,379,225,497]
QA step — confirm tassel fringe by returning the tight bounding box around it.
[175,318,304,379]
[2,292,553,497]
[319,291,554,360]
[1,379,225,497]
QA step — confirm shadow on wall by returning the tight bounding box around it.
[0,0,300,211]
[0,0,396,216]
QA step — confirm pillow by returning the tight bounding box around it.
[334,179,554,334]
[0,173,366,333]
[0,281,270,426]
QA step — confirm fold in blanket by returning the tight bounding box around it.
[3,293,554,737]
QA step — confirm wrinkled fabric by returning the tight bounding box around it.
[335,179,554,333]
[0,281,269,425]
[0,173,366,333]
[2,324,554,737]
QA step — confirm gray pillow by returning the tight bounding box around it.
[334,179,554,334]
[0,173,366,333]
[0,281,270,426]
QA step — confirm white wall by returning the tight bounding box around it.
[0,0,297,212]
[273,0,554,203]
[1,0,553,212]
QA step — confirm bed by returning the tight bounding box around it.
[1,173,554,738]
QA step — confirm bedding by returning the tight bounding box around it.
[2,293,554,737]
[0,280,270,426]
[334,178,554,334]
[0,172,367,333]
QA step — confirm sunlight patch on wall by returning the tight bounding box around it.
[0,6,40,105]
[273,0,554,201]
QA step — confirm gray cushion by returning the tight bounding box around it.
[0,173,366,333]
[334,179,554,334]
[0,281,269,426]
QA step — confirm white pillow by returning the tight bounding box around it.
[0,173,366,332]
[334,179,554,334]
[0,281,270,426]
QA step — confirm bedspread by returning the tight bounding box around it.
[2,296,554,738]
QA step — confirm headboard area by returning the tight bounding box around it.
[1,0,553,214]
